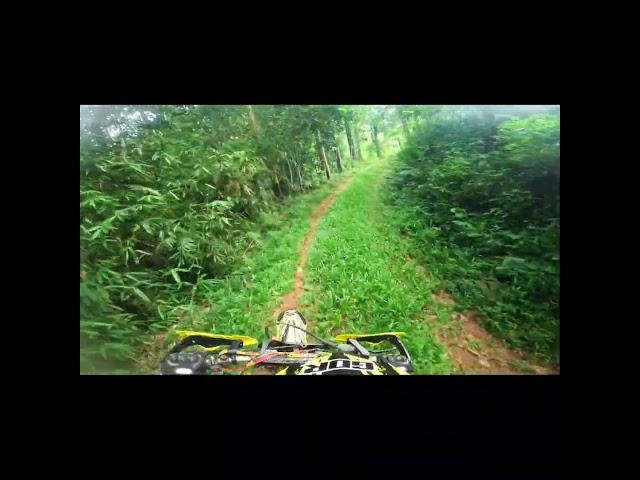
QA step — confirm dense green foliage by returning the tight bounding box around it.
[386,106,560,362]
[80,105,362,372]
[139,178,347,373]
[80,104,560,373]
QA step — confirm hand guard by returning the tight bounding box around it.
[160,351,209,375]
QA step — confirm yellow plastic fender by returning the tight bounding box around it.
[334,332,405,343]
[176,331,258,348]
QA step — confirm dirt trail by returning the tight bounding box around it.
[271,175,353,319]
[430,291,555,374]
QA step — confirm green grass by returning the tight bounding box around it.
[135,173,350,372]
[468,339,481,350]
[302,160,454,374]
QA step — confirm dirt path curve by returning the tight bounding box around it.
[430,291,555,374]
[271,175,354,319]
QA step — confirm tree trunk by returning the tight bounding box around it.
[315,130,331,180]
[334,144,343,172]
[372,124,382,159]
[353,125,363,161]
[336,139,348,169]
[247,105,259,136]
[400,114,410,139]
[344,118,357,162]
[296,161,304,192]
[286,155,294,195]
[275,176,283,197]
[321,145,330,179]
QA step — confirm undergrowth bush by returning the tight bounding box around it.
[386,108,559,362]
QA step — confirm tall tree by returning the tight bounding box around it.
[367,106,386,159]
[344,116,357,162]
[333,134,343,172]
[247,105,259,135]
[399,108,410,139]
[371,123,382,158]
[315,130,331,180]
[353,124,363,161]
